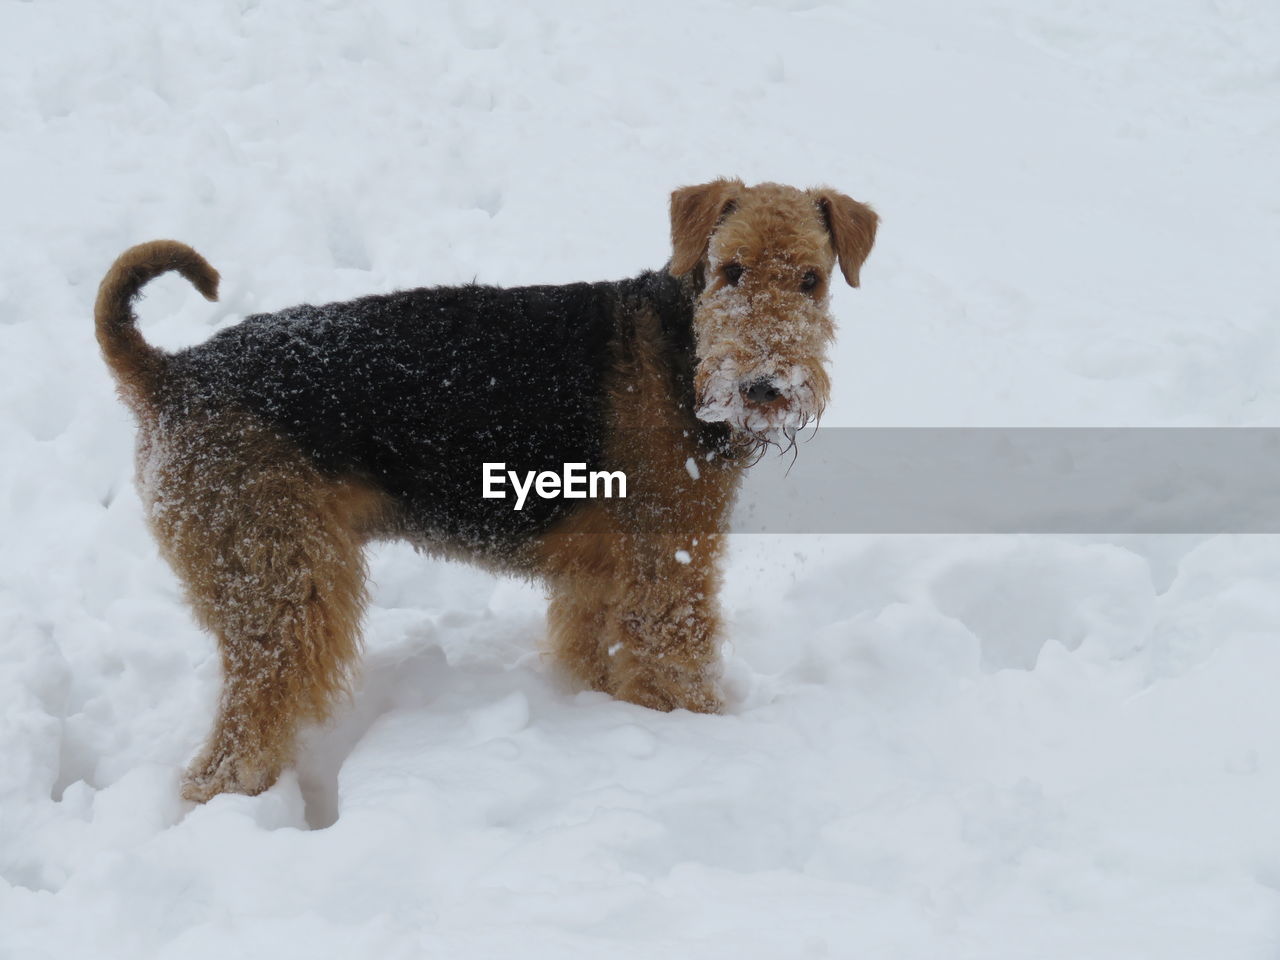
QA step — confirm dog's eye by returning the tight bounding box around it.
[723,262,744,286]
[800,270,819,293]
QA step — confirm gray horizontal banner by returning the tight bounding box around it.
[731,429,1280,533]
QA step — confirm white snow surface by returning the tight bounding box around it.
[3,1,1280,957]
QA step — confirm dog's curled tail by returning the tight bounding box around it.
[94,240,220,404]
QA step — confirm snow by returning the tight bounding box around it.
[2,0,1280,957]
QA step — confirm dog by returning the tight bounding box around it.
[94,178,877,801]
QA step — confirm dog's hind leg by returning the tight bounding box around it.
[139,412,375,802]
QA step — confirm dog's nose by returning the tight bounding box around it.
[743,379,781,405]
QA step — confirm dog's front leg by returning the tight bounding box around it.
[603,534,726,714]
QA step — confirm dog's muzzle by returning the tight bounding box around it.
[742,379,782,406]
[695,364,819,439]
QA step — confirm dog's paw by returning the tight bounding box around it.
[614,671,724,715]
[181,750,279,803]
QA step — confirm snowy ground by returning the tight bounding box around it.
[3,0,1280,957]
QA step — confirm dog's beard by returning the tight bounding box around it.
[690,285,834,460]
[694,359,822,457]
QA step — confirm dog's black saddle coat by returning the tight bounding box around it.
[165,270,697,551]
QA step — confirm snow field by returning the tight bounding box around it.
[3,0,1280,956]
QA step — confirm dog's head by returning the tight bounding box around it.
[668,178,877,448]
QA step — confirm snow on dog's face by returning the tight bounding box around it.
[668,179,878,447]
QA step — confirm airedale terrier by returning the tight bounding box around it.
[95,178,877,802]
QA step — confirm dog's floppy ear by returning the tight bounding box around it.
[812,190,878,287]
[669,178,743,276]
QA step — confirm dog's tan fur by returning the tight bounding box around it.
[95,180,876,801]
[95,240,220,408]
[134,407,391,800]
[537,300,741,712]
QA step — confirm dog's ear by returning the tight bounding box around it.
[669,178,743,276]
[812,190,878,287]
